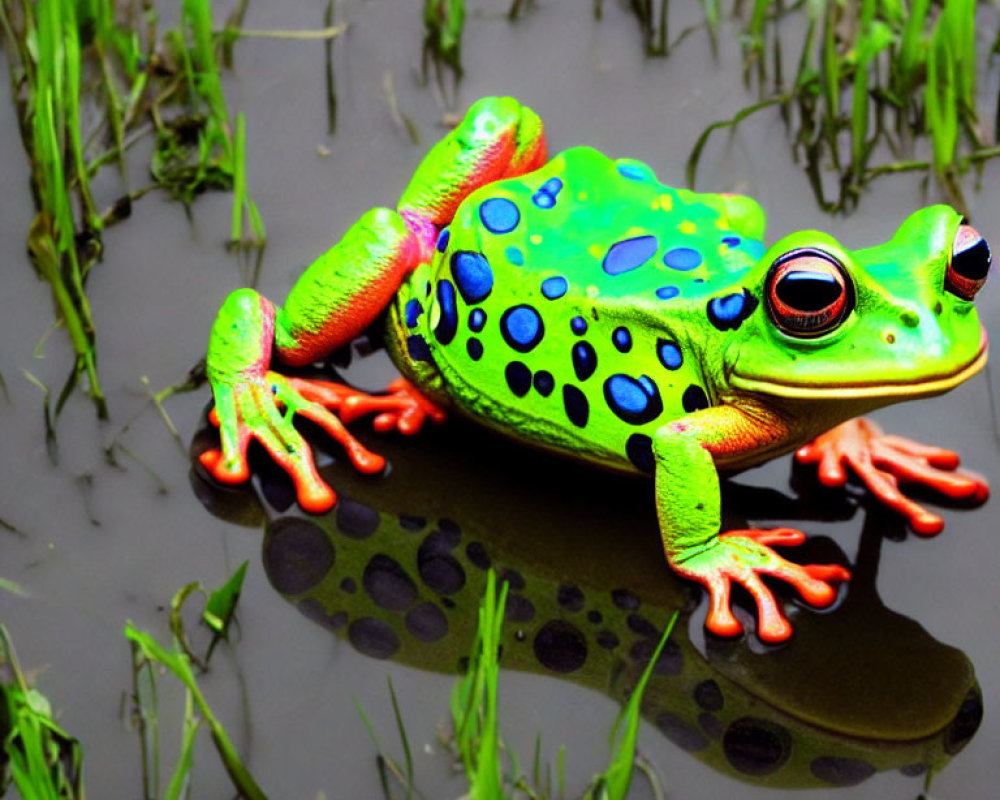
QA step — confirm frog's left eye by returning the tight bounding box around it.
[765,249,854,337]
[945,224,990,301]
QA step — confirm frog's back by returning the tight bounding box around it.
[389,146,766,472]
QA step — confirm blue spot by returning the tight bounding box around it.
[469,308,486,332]
[603,235,658,276]
[663,247,703,271]
[451,251,494,304]
[571,316,588,335]
[682,385,710,413]
[656,286,680,300]
[532,191,556,209]
[467,338,483,361]
[722,235,740,247]
[505,246,525,265]
[500,305,544,352]
[505,362,532,397]
[626,433,654,474]
[542,177,563,195]
[657,339,683,370]
[563,385,589,427]
[572,342,598,381]
[436,228,450,252]
[479,198,520,234]
[407,334,432,362]
[533,370,554,396]
[707,289,758,331]
[617,163,651,181]
[433,280,458,344]
[604,374,663,425]
[612,327,632,353]
[404,298,423,328]
[541,276,568,299]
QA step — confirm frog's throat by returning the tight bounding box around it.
[730,329,988,401]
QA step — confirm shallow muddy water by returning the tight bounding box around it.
[2,1,1000,798]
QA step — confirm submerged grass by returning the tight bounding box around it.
[686,0,1000,214]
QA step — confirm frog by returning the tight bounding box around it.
[201,96,991,643]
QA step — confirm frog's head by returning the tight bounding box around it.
[725,206,990,409]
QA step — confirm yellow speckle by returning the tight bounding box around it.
[650,199,660,211]
[577,191,589,202]
[715,218,728,229]
[679,221,697,235]
[588,243,604,259]
[530,234,543,245]
[718,244,729,256]
[659,194,673,211]
[586,285,600,298]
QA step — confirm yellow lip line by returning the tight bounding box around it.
[731,334,989,400]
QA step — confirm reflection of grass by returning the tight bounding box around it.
[687,0,998,214]
[363,570,679,800]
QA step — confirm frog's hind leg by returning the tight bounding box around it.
[397,95,547,256]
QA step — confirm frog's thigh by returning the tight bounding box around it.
[275,207,420,367]
[397,96,546,228]
[652,429,722,559]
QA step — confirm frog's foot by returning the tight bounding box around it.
[670,528,851,643]
[282,376,447,435]
[200,373,386,513]
[796,418,989,536]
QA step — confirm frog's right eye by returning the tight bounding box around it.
[765,249,854,337]
[945,224,990,301]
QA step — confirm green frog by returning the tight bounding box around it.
[202,96,990,643]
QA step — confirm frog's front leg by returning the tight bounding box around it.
[653,405,851,642]
[796,418,989,535]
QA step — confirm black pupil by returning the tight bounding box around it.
[775,271,841,312]
[953,238,991,281]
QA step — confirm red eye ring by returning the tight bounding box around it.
[765,249,854,338]
[945,223,990,301]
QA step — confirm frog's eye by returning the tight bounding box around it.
[765,249,854,337]
[946,224,990,301]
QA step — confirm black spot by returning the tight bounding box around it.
[533,370,554,396]
[417,540,466,595]
[434,279,458,344]
[533,620,588,673]
[723,718,792,776]
[628,636,683,675]
[340,577,357,594]
[363,554,417,612]
[611,589,640,611]
[499,568,526,590]
[437,520,462,546]
[587,610,603,624]
[603,374,664,425]
[706,288,758,331]
[348,618,400,659]
[505,361,532,397]
[655,714,709,752]
[297,598,346,631]
[405,602,448,642]
[694,679,724,712]
[465,542,491,570]
[441,597,456,609]
[627,614,658,637]
[263,518,335,596]
[625,433,655,474]
[406,334,432,362]
[596,630,619,649]
[944,688,983,754]
[562,384,589,427]
[399,514,426,531]
[336,498,381,539]
[699,713,723,739]
[467,338,484,361]
[612,326,632,352]
[681,385,710,413]
[810,757,876,787]
[506,594,536,622]
[900,763,927,777]
[571,341,598,381]
[557,584,585,612]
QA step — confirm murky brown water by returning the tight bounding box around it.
[2,2,1000,798]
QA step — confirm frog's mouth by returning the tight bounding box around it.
[730,328,989,400]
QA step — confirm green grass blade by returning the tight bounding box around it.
[163,691,201,800]
[203,561,248,636]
